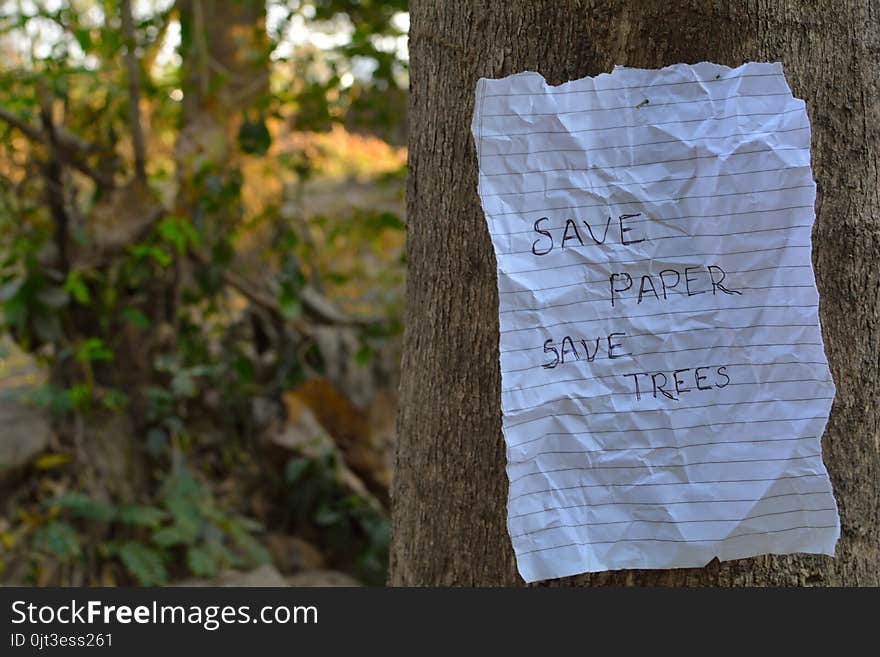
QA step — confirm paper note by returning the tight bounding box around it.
[471,62,839,582]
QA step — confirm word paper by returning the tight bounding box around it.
[471,62,839,582]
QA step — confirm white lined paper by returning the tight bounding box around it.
[472,62,839,582]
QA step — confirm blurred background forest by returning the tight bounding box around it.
[0,0,408,587]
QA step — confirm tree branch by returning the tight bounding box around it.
[189,249,390,341]
[0,104,115,189]
[38,85,70,273]
[0,106,43,141]
[188,248,314,340]
[297,285,387,329]
[192,0,211,99]
[121,0,147,181]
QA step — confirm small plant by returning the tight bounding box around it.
[37,465,270,586]
[284,450,389,585]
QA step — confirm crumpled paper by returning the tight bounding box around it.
[471,61,839,582]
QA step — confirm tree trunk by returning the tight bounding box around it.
[175,0,269,225]
[391,0,879,586]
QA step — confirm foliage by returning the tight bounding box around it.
[24,464,269,586]
[0,0,407,587]
[283,449,389,585]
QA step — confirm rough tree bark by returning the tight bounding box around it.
[391,0,879,585]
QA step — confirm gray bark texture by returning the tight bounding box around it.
[391,0,879,585]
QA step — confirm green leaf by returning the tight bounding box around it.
[28,384,72,413]
[279,295,301,320]
[186,545,217,577]
[226,524,270,566]
[48,493,116,521]
[362,210,405,233]
[324,271,351,285]
[117,542,167,586]
[129,244,172,267]
[157,217,199,255]
[73,27,92,52]
[121,307,150,329]
[164,499,201,543]
[284,456,310,484]
[278,281,301,320]
[63,271,90,304]
[32,521,81,561]
[151,525,189,548]
[115,505,168,529]
[67,384,93,410]
[237,112,272,156]
[75,338,113,363]
[354,343,373,367]
[161,470,204,542]
[101,388,129,411]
